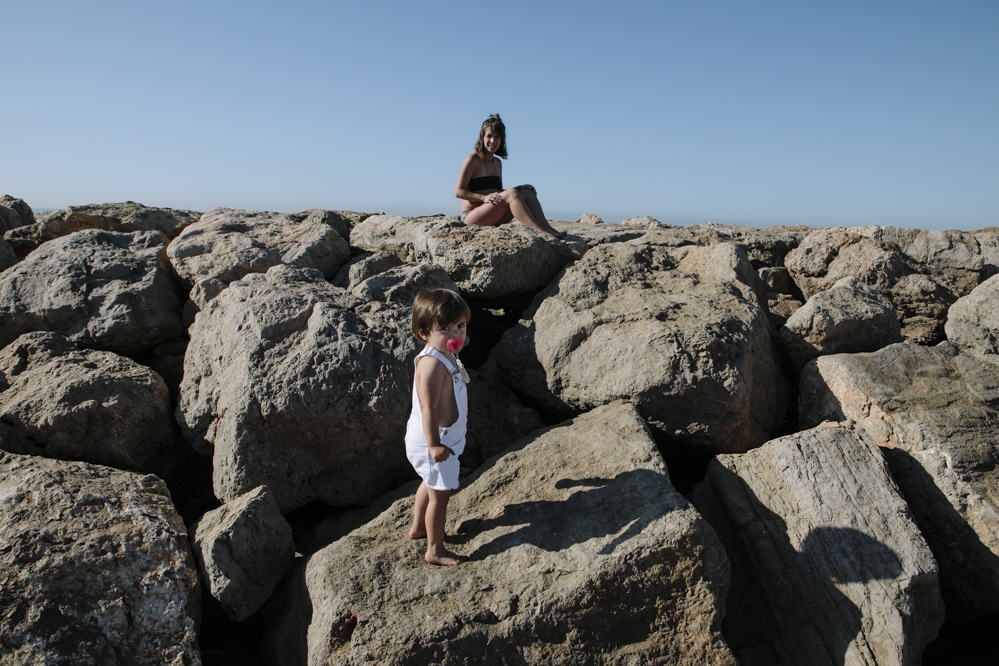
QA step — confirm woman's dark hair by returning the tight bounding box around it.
[474,114,507,160]
[412,289,471,339]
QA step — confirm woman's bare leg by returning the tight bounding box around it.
[519,188,551,232]
[499,189,566,238]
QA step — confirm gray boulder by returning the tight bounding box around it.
[331,251,404,290]
[0,451,200,666]
[0,236,15,272]
[851,225,984,295]
[779,276,902,371]
[944,274,999,366]
[349,262,459,304]
[192,485,295,622]
[4,201,202,259]
[785,229,959,344]
[166,207,352,287]
[972,228,999,279]
[0,332,179,478]
[0,195,35,228]
[799,342,999,618]
[176,264,421,511]
[350,214,577,299]
[305,403,735,665]
[0,229,184,356]
[493,242,787,453]
[692,422,943,666]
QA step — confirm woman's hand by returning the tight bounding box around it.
[485,192,504,205]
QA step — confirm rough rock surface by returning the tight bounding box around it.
[4,202,202,259]
[0,229,184,356]
[692,422,943,666]
[785,229,959,344]
[850,225,984,294]
[176,265,419,511]
[0,332,179,478]
[166,207,352,287]
[331,251,404,290]
[350,215,577,298]
[972,228,999,279]
[0,237,15,272]
[943,274,999,366]
[305,403,735,666]
[0,451,200,666]
[799,343,999,618]
[349,262,458,305]
[779,276,901,371]
[0,195,35,228]
[192,485,295,622]
[493,242,787,453]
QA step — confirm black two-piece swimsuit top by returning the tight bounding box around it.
[467,175,502,192]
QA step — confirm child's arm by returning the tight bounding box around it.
[414,356,454,463]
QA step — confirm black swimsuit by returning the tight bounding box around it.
[466,175,502,192]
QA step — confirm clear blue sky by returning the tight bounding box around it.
[3,1,996,230]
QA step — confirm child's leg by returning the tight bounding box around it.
[409,481,429,539]
[425,487,460,566]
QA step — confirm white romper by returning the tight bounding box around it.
[404,346,468,491]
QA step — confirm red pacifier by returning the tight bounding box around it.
[446,338,464,353]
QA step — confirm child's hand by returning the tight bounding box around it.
[430,444,455,463]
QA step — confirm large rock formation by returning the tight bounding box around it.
[0,195,35,229]
[166,207,352,287]
[192,485,295,622]
[0,229,184,356]
[0,236,15,272]
[0,332,179,478]
[305,403,735,666]
[799,343,999,618]
[779,276,902,371]
[692,422,943,666]
[493,242,787,453]
[3,202,202,259]
[785,228,960,344]
[350,214,576,299]
[944,274,999,366]
[0,451,200,666]
[176,264,453,511]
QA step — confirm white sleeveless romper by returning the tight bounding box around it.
[404,346,468,491]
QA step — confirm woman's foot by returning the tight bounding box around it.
[425,549,461,566]
[408,528,427,539]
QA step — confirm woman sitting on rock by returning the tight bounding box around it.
[455,114,567,239]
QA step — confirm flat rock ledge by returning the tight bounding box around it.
[304,403,735,666]
[692,422,943,666]
[0,451,200,666]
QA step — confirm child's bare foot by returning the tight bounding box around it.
[424,549,461,566]
[408,528,426,539]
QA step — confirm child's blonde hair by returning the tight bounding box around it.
[412,289,471,340]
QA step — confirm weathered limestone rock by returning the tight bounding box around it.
[0,236,15,273]
[181,276,227,328]
[971,228,999,279]
[4,202,201,259]
[785,229,959,344]
[851,225,984,295]
[944,274,999,366]
[576,213,604,224]
[0,332,179,478]
[493,242,787,453]
[350,214,577,298]
[691,423,943,666]
[177,265,419,511]
[349,262,458,304]
[799,343,999,618]
[331,251,404,290]
[0,229,184,356]
[622,215,668,228]
[192,485,295,622]
[0,451,200,666]
[305,403,735,665]
[690,223,808,268]
[759,266,796,294]
[779,276,902,371]
[0,195,35,228]
[294,208,374,244]
[166,207,352,287]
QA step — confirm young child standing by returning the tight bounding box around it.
[405,289,471,566]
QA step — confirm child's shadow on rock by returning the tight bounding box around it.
[451,469,684,561]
